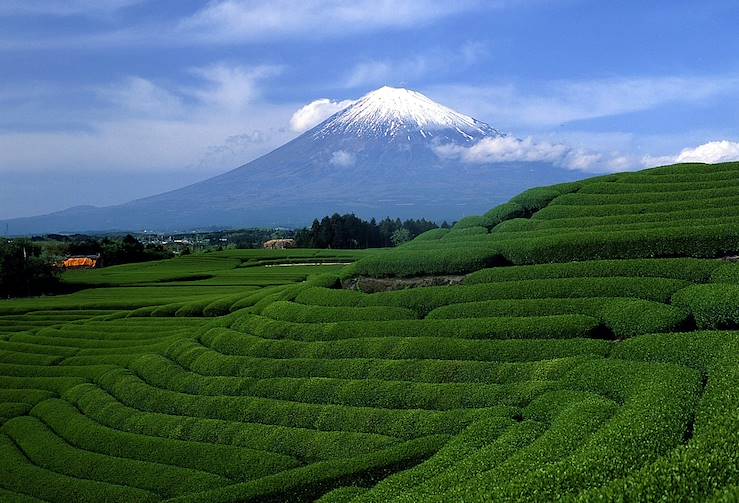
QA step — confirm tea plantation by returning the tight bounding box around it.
[2,162,739,501]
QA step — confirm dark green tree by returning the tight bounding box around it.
[0,240,60,298]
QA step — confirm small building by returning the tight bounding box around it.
[263,239,296,250]
[62,254,100,269]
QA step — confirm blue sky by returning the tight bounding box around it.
[2,0,739,218]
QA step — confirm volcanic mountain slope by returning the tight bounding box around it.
[3,87,580,234]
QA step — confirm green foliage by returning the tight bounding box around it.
[427,297,687,338]
[342,248,504,278]
[390,227,412,247]
[235,313,600,342]
[295,214,438,248]
[299,277,686,317]
[0,240,59,298]
[711,262,739,283]
[261,301,417,323]
[672,283,739,329]
[465,258,720,283]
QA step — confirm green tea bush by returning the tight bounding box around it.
[1,416,230,498]
[636,161,739,177]
[578,177,739,194]
[297,277,686,317]
[672,284,739,329]
[343,248,505,278]
[441,227,488,240]
[496,224,739,264]
[166,435,448,503]
[427,297,688,338]
[484,202,528,228]
[132,354,553,410]
[492,205,739,233]
[173,340,583,384]
[508,182,583,213]
[465,258,719,283]
[31,398,298,481]
[485,215,739,243]
[533,194,739,220]
[261,301,418,323]
[203,329,610,363]
[63,384,396,463]
[234,314,600,342]
[710,263,739,283]
[602,331,739,501]
[0,432,158,502]
[452,216,489,230]
[551,185,739,206]
[412,228,450,241]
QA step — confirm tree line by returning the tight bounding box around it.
[294,214,446,249]
[0,235,172,298]
[64,234,172,266]
[0,240,59,298]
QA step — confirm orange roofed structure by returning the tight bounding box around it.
[62,255,99,269]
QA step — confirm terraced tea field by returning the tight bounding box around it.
[2,163,739,501]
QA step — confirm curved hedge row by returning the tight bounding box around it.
[341,248,505,278]
[1,415,229,499]
[261,301,417,323]
[427,297,688,338]
[0,432,158,502]
[202,329,611,364]
[131,354,554,410]
[297,277,688,316]
[30,398,298,481]
[232,314,600,342]
[63,382,399,461]
[488,215,739,244]
[533,194,739,220]
[96,368,487,439]
[168,339,584,384]
[551,185,739,206]
[349,225,739,278]
[672,284,739,329]
[578,177,739,194]
[493,205,739,233]
[412,228,450,241]
[604,330,739,501]
[464,258,719,284]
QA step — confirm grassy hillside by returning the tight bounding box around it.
[1,162,739,501]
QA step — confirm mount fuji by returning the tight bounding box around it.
[3,86,581,234]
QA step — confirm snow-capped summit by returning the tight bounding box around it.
[316,86,501,141]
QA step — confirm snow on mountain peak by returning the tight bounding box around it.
[315,86,500,140]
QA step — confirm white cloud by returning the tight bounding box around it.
[188,63,282,111]
[428,76,739,128]
[177,0,485,44]
[98,76,184,117]
[329,150,355,167]
[0,62,295,176]
[435,136,568,164]
[642,140,739,167]
[675,140,739,164]
[289,98,354,132]
[434,136,640,173]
